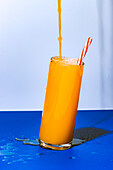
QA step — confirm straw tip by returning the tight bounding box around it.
[88,37,93,42]
[77,37,93,65]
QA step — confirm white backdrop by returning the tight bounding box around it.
[0,0,113,110]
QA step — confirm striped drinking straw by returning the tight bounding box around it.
[77,37,93,65]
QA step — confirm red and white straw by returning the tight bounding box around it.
[77,37,93,65]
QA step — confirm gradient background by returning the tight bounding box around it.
[0,0,113,110]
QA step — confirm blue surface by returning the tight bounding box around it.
[0,110,113,170]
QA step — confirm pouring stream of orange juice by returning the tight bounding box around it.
[58,0,62,59]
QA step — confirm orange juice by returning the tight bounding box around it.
[58,0,62,58]
[39,57,84,150]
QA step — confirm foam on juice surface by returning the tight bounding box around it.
[51,57,78,66]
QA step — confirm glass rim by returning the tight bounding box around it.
[50,56,85,66]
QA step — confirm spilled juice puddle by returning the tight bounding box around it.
[15,137,85,146]
[15,138,39,146]
[15,127,110,147]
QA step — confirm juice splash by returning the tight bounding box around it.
[15,137,85,146]
[58,0,62,59]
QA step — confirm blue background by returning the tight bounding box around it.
[0,0,113,110]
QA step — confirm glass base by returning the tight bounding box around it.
[39,139,72,150]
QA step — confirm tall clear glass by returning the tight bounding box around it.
[39,56,84,150]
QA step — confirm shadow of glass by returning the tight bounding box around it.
[72,127,110,146]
